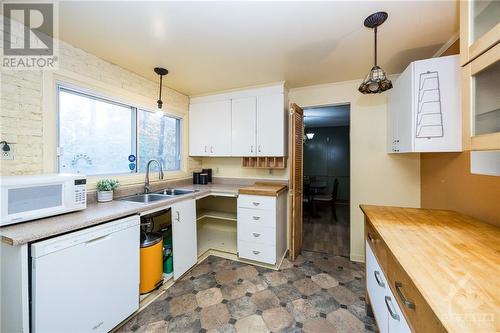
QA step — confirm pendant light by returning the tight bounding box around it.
[358,12,392,94]
[154,67,169,110]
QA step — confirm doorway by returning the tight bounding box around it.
[300,104,350,257]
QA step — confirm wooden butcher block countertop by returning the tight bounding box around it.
[360,205,500,333]
[238,183,288,196]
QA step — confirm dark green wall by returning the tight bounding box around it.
[303,126,350,201]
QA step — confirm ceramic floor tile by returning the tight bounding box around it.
[262,307,294,332]
[327,308,364,333]
[234,314,269,333]
[115,251,377,333]
[196,287,223,308]
[200,303,230,330]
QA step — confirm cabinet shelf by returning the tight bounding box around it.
[242,157,287,169]
[196,209,237,222]
[197,219,237,256]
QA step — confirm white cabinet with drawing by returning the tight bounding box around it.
[171,199,197,279]
[387,55,461,153]
[189,100,231,156]
[190,83,288,157]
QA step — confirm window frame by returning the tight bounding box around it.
[56,83,182,176]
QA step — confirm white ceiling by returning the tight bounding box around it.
[304,104,350,128]
[58,1,459,96]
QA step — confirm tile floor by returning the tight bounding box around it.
[303,203,350,257]
[117,251,377,333]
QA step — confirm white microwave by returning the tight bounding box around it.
[1,174,87,226]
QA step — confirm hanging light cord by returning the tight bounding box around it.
[374,27,378,66]
[158,74,163,105]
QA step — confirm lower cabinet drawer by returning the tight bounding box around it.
[238,207,276,229]
[385,288,412,333]
[366,241,390,333]
[386,252,446,333]
[238,240,276,264]
[238,194,276,211]
[238,222,276,246]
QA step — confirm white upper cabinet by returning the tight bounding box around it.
[189,100,231,156]
[190,83,288,157]
[256,93,287,156]
[387,55,461,153]
[231,97,257,156]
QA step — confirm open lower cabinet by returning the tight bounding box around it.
[196,195,237,258]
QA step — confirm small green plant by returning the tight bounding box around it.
[96,179,120,192]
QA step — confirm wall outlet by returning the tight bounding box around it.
[1,144,14,160]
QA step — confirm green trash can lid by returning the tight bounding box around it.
[140,231,162,248]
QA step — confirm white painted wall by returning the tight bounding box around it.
[289,79,421,262]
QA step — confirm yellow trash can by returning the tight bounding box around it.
[140,232,163,294]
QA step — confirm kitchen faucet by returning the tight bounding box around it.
[144,159,164,193]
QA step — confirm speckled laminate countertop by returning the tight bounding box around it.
[0,182,244,246]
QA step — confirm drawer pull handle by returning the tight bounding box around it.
[252,202,260,206]
[374,270,385,287]
[367,233,376,243]
[252,233,261,237]
[384,296,400,321]
[252,216,260,220]
[395,281,416,309]
[252,250,260,255]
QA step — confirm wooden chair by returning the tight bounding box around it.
[302,183,313,221]
[313,178,339,221]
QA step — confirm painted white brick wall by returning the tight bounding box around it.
[0,18,199,176]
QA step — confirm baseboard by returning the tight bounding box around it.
[350,253,365,263]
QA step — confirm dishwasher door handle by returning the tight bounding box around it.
[85,234,111,246]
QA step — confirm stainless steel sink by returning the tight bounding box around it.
[120,193,171,203]
[154,188,197,196]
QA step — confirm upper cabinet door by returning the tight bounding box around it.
[189,100,232,156]
[209,100,232,156]
[387,56,461,153]
[460,0,500,65]
[256,94,286,156]
[189,103,210,156]
[231,97,257,156]
[171,199,197,280]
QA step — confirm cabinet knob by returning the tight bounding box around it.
[210,146,214,153]
[252,202,260,206]
[252,233,261,237]
[251,146,254,153]
[252,216,260,220]
[252,250,260,255]
[258,145,262,152]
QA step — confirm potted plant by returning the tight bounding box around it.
[96,179,120,202]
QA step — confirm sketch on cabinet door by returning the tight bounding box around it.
[416,71,444,139]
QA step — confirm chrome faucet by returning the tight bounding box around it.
[144,159,164,193]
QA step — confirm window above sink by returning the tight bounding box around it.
[57,84,182,176]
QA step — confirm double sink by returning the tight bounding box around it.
[120,189,197,203]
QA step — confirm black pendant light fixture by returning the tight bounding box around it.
[358,12,392,94]
[154,67,169,109]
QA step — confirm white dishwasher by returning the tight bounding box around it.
[31,215,140,333]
